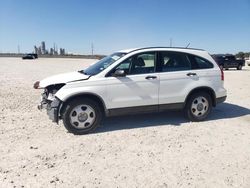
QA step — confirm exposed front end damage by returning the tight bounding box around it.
[38,84,65,123]
[34,71,91,124]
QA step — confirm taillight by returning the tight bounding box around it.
[220,68,224,81]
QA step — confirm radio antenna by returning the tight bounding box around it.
[186,43,190,48]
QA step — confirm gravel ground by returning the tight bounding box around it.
[0,57,250,188]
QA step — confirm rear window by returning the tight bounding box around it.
[188,55,214,69]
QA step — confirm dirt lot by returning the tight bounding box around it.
[0,57,250,188]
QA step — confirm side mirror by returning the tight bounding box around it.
[113,69,126,77]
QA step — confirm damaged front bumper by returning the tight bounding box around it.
[38,93,61,123]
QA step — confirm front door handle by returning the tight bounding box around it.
[186,72,197,76]
[145,75,157,80]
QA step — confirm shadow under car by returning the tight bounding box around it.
[96,103,250,133]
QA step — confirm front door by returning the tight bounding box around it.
[106,52,159,111]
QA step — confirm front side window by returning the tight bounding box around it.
[83,52,126,75]
[160,51,191,72]
[109,52,156,76]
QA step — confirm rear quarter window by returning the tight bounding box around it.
[188,55,214,69]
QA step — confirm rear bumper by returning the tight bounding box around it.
[216,96,227,105]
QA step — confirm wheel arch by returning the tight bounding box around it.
[184,86,216,107]
[59,92,108,118]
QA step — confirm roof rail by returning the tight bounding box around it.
[129,47,205,53]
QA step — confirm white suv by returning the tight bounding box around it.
[34,47,227,134]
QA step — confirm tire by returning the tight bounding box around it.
[184,92,212,122]
[237,65,242,70]
[61,98,102,134]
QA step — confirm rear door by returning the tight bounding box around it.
[158,51,195,107]
[158,51,216,108]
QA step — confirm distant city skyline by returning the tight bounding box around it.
[0,0,250,55]
[33,41,65,55]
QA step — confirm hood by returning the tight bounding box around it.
[39,71,90,88]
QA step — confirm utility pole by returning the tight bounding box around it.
[91,42,94,56]
[18,45,20,54]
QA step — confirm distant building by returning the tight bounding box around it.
[50,48,54,55]
[60,48,65,55]
[41,41,46,54]
[34,46,39,54]
[54,49,58,55]
[38,47,42,55]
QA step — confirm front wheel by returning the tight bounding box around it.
[61,98,102,134]
[184,92,212,122]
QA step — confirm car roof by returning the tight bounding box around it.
[117,48,140,53]
[117,47,205,54]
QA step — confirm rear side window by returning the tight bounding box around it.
[159,51,191,72]
[188,55,214,69]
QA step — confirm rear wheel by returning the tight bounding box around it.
[62,98,102,134]
[184,92,212,122]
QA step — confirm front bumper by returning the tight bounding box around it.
[38,94,61,123]
[47,98,61,123]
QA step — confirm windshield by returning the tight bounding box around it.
[83,52,126,75]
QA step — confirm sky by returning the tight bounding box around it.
[0,0,250,55]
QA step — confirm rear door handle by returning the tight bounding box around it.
[145,75,157,80]
[186,72,197,76]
